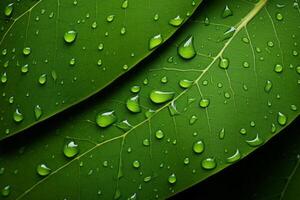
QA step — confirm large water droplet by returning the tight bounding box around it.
[96,111,117,128]
[64,30,77,43]
[36,164,51,176]
[150,90,174,104]
[178,36,196,60]
[149,34,163,50]
[63,141,79,158]
[193,140,204,154]
[126,95,141,113]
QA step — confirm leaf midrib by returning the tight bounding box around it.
[15,0,268,199]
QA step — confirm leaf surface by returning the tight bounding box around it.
[0,0,202,139]
[0,0,300,199]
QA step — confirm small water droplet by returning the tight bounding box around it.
[177,36,196,60]
[21,64,29,73]
[4,3,14,17]
[121,0,128,9]
[227,149,241,163]
[168,173,177,184]
[23,47,31,56]
[130,85,140,93]
[1,185,10,197]
[13,109,23,123]
[264,80,273,93]
[36,164,51,176]
[274,64,283,73]
[1,72,7,83]
[116,120,133,131]
[275,12,283,21]
[155,130,164,139]
[277,112,287,126]
[183,157,190,165]
[189,115,198,125]
[219,58,229,69]
[193,140,204,154]
[63,141,79,158]
[222,5,233,18]
[246,134,263,147]
[219,128,225,139]
[169,15,184,27]
[34,105,42,120]
[201,158,217,170]
[38,74,47,85]
[106,15,115,22]
[143,139,150,146]
[96,111,117,128]
[199,98,210,108]
[132,160,140,168]
[179,79,193,89]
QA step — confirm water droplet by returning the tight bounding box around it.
[168,173,177,184]
[201,158,216,170]
[126,95,141,113]
[1,185,10,197]
[4,3,14,17]
[155,130,164,139]
[150,90,174,104]
[106,15,115,22]
[34,105,42,120]
[267,41,274,47]
[145,109,155,118]
[219,128,225,139]
[23,47,31,56]
[96,111,117,128]
[168,101,179,116]
[64,30,77,43]
[120,27,126,35]
[219,58,229,69]
[199,98,210,108]
[178,36,196,60]
[21,64,29,73]
[222,5,233,18]
[116,120,133,131]
[193,140,204,154]
[132,160,140,168]
[277,112,287,126]
[291,104,298,111]
[144,176,151,182]
[63,141,79,158]
[1,72,7,83]
[264,80,272,93]
[189,115,198,125]
[149,34,163,50]
[98,43,104,51]
[227,149,241,163]
[246,134,263,147]
[160,76,168,84]
[179,79,193,89]
[13,109,23,123]
[276,12,283,21]
[36,164,51,176]
[204,17,210,25]
[169,15,184,27]
[38,74,47,85]
[240,128,247,135]
[271,123,277,133]
[153,14,159,21]
[130,85,140,93]
[274,64,283,73]
[143,139,150,146]
[184,157,190,165]
[121,0,128,9]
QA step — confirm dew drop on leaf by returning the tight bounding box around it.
[201,158,217,170]
[193,140,204,154]
[96,111,117,128]
[226,149,241,163]
[274,64,283,73]
[38,74,47,85]
[179,79,193,89]
[277,112,287,126]
[168,173,177,184]
[1,185,10,197]
[246,134,263,147]
[169,15,184,27]
[126,95,141,113]
[132,160,140,169]
[177,36,196,60]
[264,80,273,93]
[13,108,23,123]
[199,98,210,108]
[149,90,174,104]
[155,130,164,139]
[64,30,77,43]
[4,3,14,17]
[1,72,7,83]
[116,120,133,131]
[222,5,233,18]
[106,15,115,22]
[36,164,51,176]
[275,12,284,21]
[149,34,163,50]
[22,47,31,56]
[21,64,29,73]
[130,85,141,93]
[63,141,79,158]
[219,58,229,69]
[34,105,42,120]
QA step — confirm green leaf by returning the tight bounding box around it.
[0,0,202,139]
[0,0,300,199]
[173,117,300,200]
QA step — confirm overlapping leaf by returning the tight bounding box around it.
[0,0,202,139]
[0,0,300,199]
